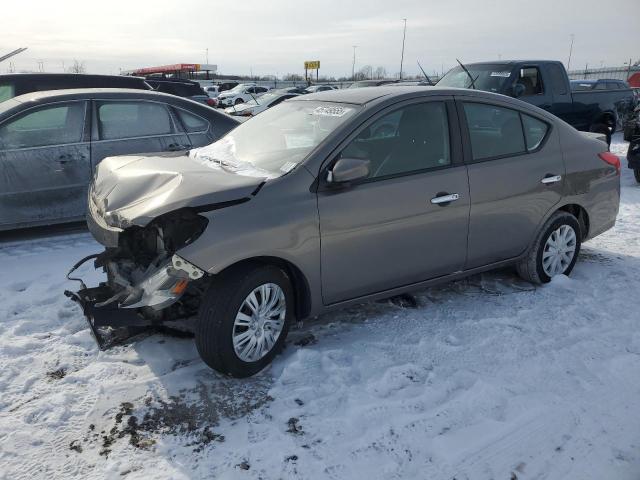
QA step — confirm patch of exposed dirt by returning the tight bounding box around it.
[72,376,273,456]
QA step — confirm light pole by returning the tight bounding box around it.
[352,45,358,80]
[399,18,407,80]
[567,34,575,71]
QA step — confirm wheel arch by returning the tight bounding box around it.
[216,256,312,321]
[556,203,590,240]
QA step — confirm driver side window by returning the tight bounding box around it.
[340,102,450,180]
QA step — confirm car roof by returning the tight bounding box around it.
[0,73,146,81]
[291,85,503,105]
[9,88,197,104]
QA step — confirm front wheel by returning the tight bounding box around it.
[196,264,294,377]
[516,212,582,284]
[634,168,640,184]
[234,98,244,105]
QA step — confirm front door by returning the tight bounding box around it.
[459,100,565,268]
[91,100,190,166]
[318,100,470,304]
[0,101,90,228]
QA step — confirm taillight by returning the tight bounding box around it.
[598,152,621,174]
[206,98,217,107]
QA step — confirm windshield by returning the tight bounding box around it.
[437,64,513,93]
[191,101,358,177]
[246,92,278,106]
[227,84,249,94]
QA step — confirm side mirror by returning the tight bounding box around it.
[327,157,370,183]
[513,83,526,98]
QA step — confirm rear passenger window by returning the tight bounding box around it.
[522,114,548,151]
[97,101,173,140]
[176,109,208,133]
[463,103,525,160]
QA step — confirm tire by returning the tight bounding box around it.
[195,264,294,377]
[634,168,640,184]
[234,98,244,105]
[590,123,612,146]
[516,211,582,284]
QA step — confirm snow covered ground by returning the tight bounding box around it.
[1,134,639,480]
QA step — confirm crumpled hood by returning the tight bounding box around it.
[91,152,265,227]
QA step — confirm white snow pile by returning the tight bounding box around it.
[1,134,639,480]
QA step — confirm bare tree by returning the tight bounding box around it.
[354,65,372,81]
[68,59,86,74]
[373,66,387,79]
[283,73,303,81]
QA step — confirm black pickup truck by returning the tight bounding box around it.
[437,60,636,144]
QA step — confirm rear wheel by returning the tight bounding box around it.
[516,212,582,284]
[196,264,294,377]
[634,168,640,184]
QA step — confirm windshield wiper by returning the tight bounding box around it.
[417,60,434,86]
[456,58,479,89]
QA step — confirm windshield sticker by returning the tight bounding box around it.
[312,106,351,117]
[490,71,511,77]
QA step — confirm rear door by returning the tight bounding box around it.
[318,98,470,304]
[544,62,579,129]
[458,98,565,268]
[0,100,90,228]
[91,99,190,166]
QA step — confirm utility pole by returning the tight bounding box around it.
[567,33,575,71]
[206,48,209,64]
[352,45,358,81]
[399,18,407,80]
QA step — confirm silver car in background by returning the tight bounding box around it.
[67,86,620,377]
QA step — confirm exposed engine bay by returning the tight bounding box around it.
[65,208,211,348]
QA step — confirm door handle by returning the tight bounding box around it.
[430,193,460,205]
[541,175,562,184]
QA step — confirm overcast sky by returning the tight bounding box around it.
[1,0,638,78]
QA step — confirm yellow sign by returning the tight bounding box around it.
[304,61,320,70]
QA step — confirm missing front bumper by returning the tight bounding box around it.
[64,286,153,350]
[64,252,206,349]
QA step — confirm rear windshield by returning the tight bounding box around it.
[0,83,15,102]
[437,64,513,93]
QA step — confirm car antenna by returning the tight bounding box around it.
[456,58,478,89]
[417,60,434,86]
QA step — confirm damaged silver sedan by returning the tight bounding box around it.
[67,87,620,377]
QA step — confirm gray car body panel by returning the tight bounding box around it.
[0,88,239,231]
[85,87,619,318]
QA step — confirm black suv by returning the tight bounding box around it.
[0,73,151,103]
[145,78,215,107]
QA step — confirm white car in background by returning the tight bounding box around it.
[224,90,299,116]
[204,85,220,98]
[217,84,270,107]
